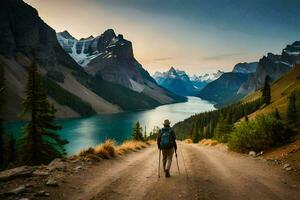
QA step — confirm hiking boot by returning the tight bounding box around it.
[165,170,170,177]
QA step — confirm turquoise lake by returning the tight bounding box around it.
[4,97,215,155]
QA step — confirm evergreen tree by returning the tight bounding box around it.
[6,134,15,166]
[191,122,201,143]
[214,114,232,142]
[144,126,147,141]
[0,63,4,168]
[132,121,144,141]
[274,108,281,120]
[20,53,67,165]
[262,75,271,105]
[287,93,297,122]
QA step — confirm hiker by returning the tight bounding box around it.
[157,119,177,177]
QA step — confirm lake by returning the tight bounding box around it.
[4,96,215,155]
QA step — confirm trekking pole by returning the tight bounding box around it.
[158,149,161,178]
[175,149,180,174]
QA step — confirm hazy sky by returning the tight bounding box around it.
[25,0,300,75]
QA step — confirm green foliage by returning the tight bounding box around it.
[262,75,271,105]
[287,92,297,123]
[228,114,293,152]
[191,122,201,143]
[73,72,161,111]
[146,126,159,140]
[42,78,96,116]
[273,108,281,120]
[20,55,68,165]
[214,114,233,143]
[132,121,144,141]
[173,98,264,140]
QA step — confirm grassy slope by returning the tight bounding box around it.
[242,64,300,120]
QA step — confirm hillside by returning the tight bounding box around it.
[242,64,300,120]
[197,72,249,105]
[0,0,185,121]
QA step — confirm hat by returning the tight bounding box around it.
[163,119,171,126]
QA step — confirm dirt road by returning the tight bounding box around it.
[48,143,300,200]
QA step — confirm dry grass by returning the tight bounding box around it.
[242,64,300,121]
[184,139,193,144]
[76,140,150,160]
[199,139,220,146]
[116,140,148,155]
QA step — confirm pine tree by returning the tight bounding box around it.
[6,134,15,166]
[20,53,67,165]
[262,75,271,105]
[0,63,4,169]
[274,108,281,120]
[214,114,232,142]
[191,122,200,143]
[287,93,297,122]
[132,121,144,141]
[245,115,249,122]
[144,126,147,141]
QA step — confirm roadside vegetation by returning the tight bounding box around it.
[176,64,300,153]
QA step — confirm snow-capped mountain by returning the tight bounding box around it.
[57,30,119,67]
[190,70,224,83]
[153,67,196,96]
[57,29,185,104]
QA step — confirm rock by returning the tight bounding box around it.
[249,151,256,157]
[285,167,292,171]
[46,178,59,186]
[19,198,30,200]
[33,169,50,176]
[256,151,264,156]
[7,185,26,195]
[0,166,35,181]
[283,163,290,168]
[74,166,82,171]
[35,190,50,197]
[47,158,66,172]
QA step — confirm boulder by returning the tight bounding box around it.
[47,158,66,172]
[0,166,35,181]
[33,169,50,176]
[46,178,59,186]
[283,163,290,169]
[249,151,256,157]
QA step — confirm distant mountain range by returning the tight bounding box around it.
[153,68,223,96]
[0,0,185,121]
[198,42,299,106]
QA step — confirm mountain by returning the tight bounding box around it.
[190,70,224,90]
[238,42,300,95]
[242,63,300,120]
[153,68,223,96]
[57,30,184,103]
[197,72,249,105]
[232,62,258,74]
[152,67,196,96]
[0,0,184,121]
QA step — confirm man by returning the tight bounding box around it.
[157,119,177,177]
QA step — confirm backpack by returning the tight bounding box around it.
[160,128,173,149]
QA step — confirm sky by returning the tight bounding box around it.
[25,0,300,75]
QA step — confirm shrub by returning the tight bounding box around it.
[228,114,293,152]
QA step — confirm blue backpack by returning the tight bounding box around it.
[160,128,173,149]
